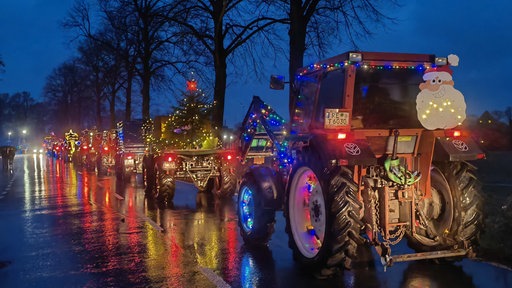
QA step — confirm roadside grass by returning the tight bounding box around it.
[472,151,512,267]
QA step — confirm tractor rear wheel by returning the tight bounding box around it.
[212,165,237,200]
[157,173,175,205]
[407,161,482,254]
[285,163,365,278]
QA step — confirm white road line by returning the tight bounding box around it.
[114,193,124,200]
[144,216,164,232]
[199,267,231,288]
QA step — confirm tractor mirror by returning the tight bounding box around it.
[270,75,285,90]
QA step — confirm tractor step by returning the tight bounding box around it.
[391,248,468,263]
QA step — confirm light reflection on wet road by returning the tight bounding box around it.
[1,154,512,288]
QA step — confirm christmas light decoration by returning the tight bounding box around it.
[157,78,220,150]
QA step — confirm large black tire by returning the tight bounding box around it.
[212,165,237,200]
[285,162,365,278]
[237,167,277,246]
[157,173,175,205]
[407,161,482,254]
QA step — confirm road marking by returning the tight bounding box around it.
[114,193,124,200]
[144,216,164,232]
[199,267,231,288]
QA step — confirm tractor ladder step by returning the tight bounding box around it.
[391,248,467,263]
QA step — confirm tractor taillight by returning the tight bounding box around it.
[337,133,347,140]
[445,129,462,138]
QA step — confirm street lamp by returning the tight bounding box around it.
[8,131,12,143]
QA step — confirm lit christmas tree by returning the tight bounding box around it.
[163,76,219,149]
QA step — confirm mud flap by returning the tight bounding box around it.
[433,136,485,161]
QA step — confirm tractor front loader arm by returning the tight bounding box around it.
[239,96,288,163]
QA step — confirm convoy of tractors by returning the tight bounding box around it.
[37,50,486,277]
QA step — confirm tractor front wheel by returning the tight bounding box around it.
[237,168,277,246]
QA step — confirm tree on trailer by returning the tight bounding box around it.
[148,77,237,207]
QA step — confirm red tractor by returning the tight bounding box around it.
[96,129,118,176]
[77,128,101,171]
[236,51,485,277]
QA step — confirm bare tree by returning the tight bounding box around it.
[64,0,135,123]
[43,59,95,133]
[65,0,191,120]
[172,1,287,129]
[266,0,396,114]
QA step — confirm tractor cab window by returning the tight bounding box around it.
[353,68,423,128]
[314,68,346,126]
[291,74,320,133]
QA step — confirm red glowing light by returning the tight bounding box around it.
[445,129,462,138]
[186,80,197,91]
[337,133,347,139]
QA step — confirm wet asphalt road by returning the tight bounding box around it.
[1,154,512,288]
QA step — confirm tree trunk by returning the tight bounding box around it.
[125,68,133,122]
[288,0,307,120]
[213,56,227,130]
[212,1,227,130]
[110,91,116,129]
[141,63,151,120]
[95,81,102,129]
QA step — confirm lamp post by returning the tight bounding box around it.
[8,131,12,144]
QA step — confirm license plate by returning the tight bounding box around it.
[125,159,134,165]
[324,109,349,128]
[253,156,265,165]
[162,162,175,169]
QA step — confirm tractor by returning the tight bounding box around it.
[236,51,485,277]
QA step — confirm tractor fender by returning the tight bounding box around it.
[246,166,285,210]
[433,136,485,161]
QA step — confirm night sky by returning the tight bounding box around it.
[1,0,511,127]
